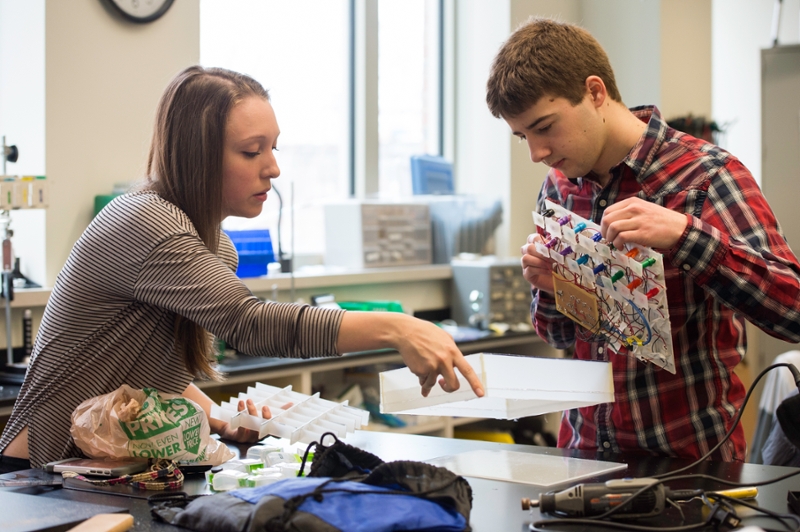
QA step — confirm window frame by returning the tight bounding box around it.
[349,0,449,199]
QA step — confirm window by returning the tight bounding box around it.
[201,0,443,260]
[378,0,442,198]
[201,0,350,256]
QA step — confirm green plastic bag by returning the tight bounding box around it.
[71,385,234,465]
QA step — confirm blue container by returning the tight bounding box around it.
[224,229,276,278]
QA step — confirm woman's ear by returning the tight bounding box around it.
[585,75,607,108]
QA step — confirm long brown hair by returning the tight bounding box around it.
[146,66,269,380]
[486,18,622,119]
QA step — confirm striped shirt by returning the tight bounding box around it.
[0,191,345,467]
[534,106,800,461]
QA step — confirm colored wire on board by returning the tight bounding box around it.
[625,299,652,346]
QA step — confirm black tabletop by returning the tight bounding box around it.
[3,431,799,531]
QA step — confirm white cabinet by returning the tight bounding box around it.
[760,44,800,368]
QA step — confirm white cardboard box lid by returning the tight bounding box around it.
[379,353,613,419]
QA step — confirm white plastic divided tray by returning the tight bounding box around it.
[380,353,613,418]
[210,383,369,445]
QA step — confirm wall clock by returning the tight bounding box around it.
[105,0,175,24]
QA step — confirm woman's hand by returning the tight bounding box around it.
[395,316,485,398]
[337,312,485,399]
[216,399,292,443]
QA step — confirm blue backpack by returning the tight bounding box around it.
[151,434,473,531]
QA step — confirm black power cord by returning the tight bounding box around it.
[653,362,800,479]
[530,362,800,531]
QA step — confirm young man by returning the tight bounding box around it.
[486,18,800,461]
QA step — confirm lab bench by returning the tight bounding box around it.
[3,431,799,531]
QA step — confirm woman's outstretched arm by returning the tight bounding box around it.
[336,311,485,398]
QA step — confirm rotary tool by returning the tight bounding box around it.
[521,478,702,519]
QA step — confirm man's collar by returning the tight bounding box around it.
[623,105,668,187]
[565,105,666,189]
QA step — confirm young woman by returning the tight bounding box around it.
[0,66,483,471]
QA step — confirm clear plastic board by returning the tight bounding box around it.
[534,199,676,373]
[380,353,613,419]
[426,449,627,488]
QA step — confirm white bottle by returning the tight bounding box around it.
[224,458,265,474]
[246,444,283,462]
[245,471,283,487]
[278,462,303,478]
[211,470,249,491]
[266,451,299,466]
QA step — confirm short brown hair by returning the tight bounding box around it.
[146,66,269,380]
[486,18,621,119]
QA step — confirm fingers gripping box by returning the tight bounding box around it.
[379,353,614,419]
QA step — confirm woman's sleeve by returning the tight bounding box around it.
[133,233,345,358]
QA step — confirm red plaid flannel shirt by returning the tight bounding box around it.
[534,106,800,461]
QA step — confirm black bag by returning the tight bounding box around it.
[151,433,473,532]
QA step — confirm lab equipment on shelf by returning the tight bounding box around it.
[324,200,432,268]
[451,256,533,330]
[0,137,49,371]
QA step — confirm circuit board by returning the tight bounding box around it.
[534,199,675,373]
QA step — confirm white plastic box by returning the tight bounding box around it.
[380,353,614,418]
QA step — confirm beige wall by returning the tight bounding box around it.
[508,1,581,256]
[660,0,711,119]
[44,0,200,286]
[582,0,662,109]
[499,0,710,260]
[453,0,512,258]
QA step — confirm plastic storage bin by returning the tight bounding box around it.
[224,229,276,278]
[379,353,614,419]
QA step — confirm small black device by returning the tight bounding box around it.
[44,457,149,477]
[176,462,213,475]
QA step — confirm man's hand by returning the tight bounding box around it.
[216,399,292,443]
[521,233,556,294]
[600,197,688,251]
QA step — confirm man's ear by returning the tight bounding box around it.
[585,75,607,109]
